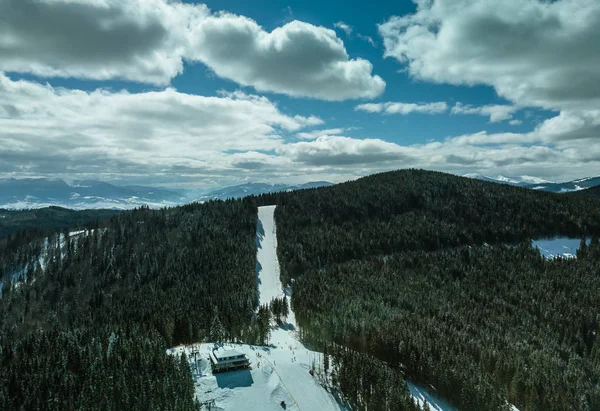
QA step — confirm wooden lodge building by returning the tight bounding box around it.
[209,349,250,373]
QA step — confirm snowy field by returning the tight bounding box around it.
[169,205,453,411]
[532,237,590,259]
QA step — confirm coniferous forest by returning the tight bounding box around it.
[1,169,600,411]
[0,200,258,410]
[257,169,600,411]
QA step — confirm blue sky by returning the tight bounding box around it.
[1,0,598,189]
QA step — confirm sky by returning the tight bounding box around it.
[1,0,599,190]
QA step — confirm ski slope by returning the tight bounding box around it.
[170,205,343,411]
[169,205,454,411]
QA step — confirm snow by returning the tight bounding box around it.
[256,206,285,305]
[518,175,550,184]
[169,205,343,411]
[532,237,590,259]
[168,205,456,411]
[407,381,457,411]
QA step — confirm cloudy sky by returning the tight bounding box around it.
[1,0,599,189]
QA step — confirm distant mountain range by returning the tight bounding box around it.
[0,178,185,210]
[0,179,334,209]
[463,174,600,193]
[196,181,334,201]
[2,174,597,210]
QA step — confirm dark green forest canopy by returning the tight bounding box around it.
[0,206,120,239]
[293,244,600,411]
[260,169,600,411]
[570,185,600,199]
[2,169,600,411]
[0,199,258,410]
[261,169,600,283]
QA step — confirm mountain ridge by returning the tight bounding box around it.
[463,173,600,193]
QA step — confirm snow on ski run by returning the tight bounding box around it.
[256,206,284,305]
[169,205,342,411]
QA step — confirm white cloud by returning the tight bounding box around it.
[358,34,376,47]
[376,0,600,179]
[356,101,448,115]
[275,132,597,183]
[297,128,346,140]
[278,135,413,166]
[379,0,600,112]
[0,74,320,179]
[0,0,384,100]
[0,0,199,85]
[451,103,518,123]
[334,22,353,36]
[189,17,385,100]
[1,72,598,184]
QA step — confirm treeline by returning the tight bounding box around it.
[0,199,259,410]
[0,206,119,239]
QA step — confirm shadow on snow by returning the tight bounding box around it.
[215,369,255,389]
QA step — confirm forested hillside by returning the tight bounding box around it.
[0,207,120,239]
[263,169,600,284]
[3,169,600,411]
[258,169,600,411]
[0,200,259,410]
[571,185,600,199]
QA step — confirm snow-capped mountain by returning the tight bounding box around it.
[463,174,600,193]
[0,178,186,210]
[0,179,334,209]
[197,181,333,201]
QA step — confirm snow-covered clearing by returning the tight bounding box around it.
[532,237,590,259]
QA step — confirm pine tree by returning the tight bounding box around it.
[281,296,290,323]
[210,306,226,343]
[257,304,271,345]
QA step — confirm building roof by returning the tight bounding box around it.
[214,349,246,360]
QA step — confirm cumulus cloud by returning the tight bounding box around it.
[274,132,596,182]
[379,0,600,112]
[378,0,600,174]
[278,136,413,166]
[451,103,518,123]
[189,17,385,100]
[0,0,384,100]
[0,0,198,85]
[0,74,319,179]
[356,101,448,115]
[1,73,598,184]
